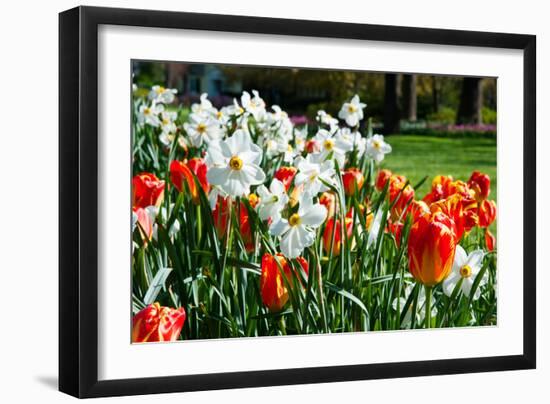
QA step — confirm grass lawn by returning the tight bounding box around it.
[380,134,497,201]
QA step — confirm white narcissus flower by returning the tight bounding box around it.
[148,85,177,104]
[241,90,266,122]
[137,103,164,127]
[313,129,353,167]
[159,111,177,134]
[269,194,327,258]
[184,113,223,147]
[338,127,366,157]
[367,207,385,248]
[191,93,217,117]
[294,126,308,153]
[338,94,366,127]
[206,130,266,197]
[256,179,289,221]
[365,134,392,163]
[443,246,487,300]
[294,154,336,195]
[316,110,339,132]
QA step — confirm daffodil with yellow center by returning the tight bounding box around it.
[443,245,487,300]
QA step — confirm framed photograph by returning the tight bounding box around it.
[59,6,536,398]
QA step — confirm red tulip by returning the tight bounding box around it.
[478,199,497,228]
[260,253,308,312]
[389,179,415,222]
[274,166,297,191]
[375,169,393,191]
[468,170,491,202]
[423,175,454,204]
[323,217,354,256]
[212,197,255,253]
[132,173,165,209]
[408,212,457,286]
[132,303,186,343]
[342,168,365,196]
[170,158,209,203]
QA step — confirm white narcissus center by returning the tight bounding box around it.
[229,156,243,171]
[288,213,301,227]
[197,123,207,134]
[323,139,335,151]
[460,265,472,278]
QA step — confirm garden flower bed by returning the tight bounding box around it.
[131,86,497,342]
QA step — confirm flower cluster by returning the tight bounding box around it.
[131,83,497,340]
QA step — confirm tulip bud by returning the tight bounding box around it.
[388,221,404,247]
[485,229,496,251]
[132,303,186,343]
[187,157,210,193]
[305,139,320,153]
[132,173,165,209]
[342,168,365,196]
[260,253,308,312]
[468,171,491,202]
[407,212,457,286]
[319,192,338,218]
[170,160,196,201]
[274,166,297,191]
[212,198,255,253]
[389,180,415,222]
[133,207,154,243]
[478,199,497,228]
[323,217,354,256]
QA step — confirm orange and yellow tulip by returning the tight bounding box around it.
[260,253,308,312]
[407,211,457,286]
[169,158,209,202]
[478,199,497,228]
[323,216,354,256]
[342,168,364,196]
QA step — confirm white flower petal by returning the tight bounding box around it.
[300,204,327,228]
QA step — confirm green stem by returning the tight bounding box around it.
[425,285,432,328]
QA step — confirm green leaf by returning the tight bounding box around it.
[143,267,173,305]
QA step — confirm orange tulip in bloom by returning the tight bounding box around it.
[170,158,209,202]
[323,216,354,256]
[342,168,365,196]
[430,193,478,239]
[132,173,165,209]
[260,253,308,312]
[423,175,456,204]
[407,211,457,286]
[132,302,186,343]
[274,166,297,191]
[478,199,497,228]
[468,170,491,202]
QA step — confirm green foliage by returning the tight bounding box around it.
[482,107,497,124]
[427,106,457,124]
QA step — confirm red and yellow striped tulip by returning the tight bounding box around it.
[407,211,457,286]
[132,173,165,209]
[468,170,491,202]
[342,168,364,196]
[132,303,186,343]
[323,216,354,256]
[260,253,308,312]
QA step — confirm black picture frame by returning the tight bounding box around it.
[59,5,536,398]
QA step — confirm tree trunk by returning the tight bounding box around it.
[431,76,439,113]
[457,77,483,124]
[383,73,400,135]
[402,74,417,121]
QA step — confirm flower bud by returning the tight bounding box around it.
[132,303,186,343]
